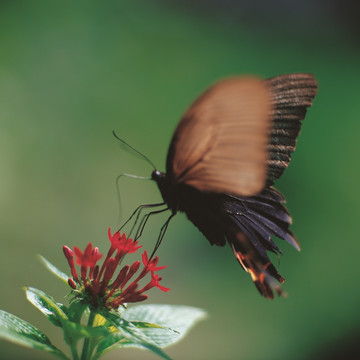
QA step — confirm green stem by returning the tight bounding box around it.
[70,343,80,360]
[81,310,96,360]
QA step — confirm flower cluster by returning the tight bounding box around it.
[63,228,169,309]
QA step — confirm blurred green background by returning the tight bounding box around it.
[1,1,360,359]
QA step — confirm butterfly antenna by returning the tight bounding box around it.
[116,173,154,224]
[113,131,157,170]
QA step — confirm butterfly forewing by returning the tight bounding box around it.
[166,77,272,197]
[265,73,318,183]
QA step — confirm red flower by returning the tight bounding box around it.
[108,228,142,255]
[63,228,169,309]
[142,251,168,272]
[74,243,103,267]
[140,273,171,293]
[63,246,79,283]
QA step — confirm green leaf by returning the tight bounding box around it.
[25,287,109,346]
[25,287,68,327]
[130,321,164,329]
[38,255,70,285]
[94,334,127,359]
[95,312,172,360]
[94,305,206,359]
[0,310,69,360]
[62,320,110,345]
[121,304,207,347]
[66,301,88,323]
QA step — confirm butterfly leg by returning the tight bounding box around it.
[134,207,169,241]
[148,213,175,261]
[129,203,167,237]
[118,202,166,236]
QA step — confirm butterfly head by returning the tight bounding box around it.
[151,170,178,213]
[151,169,167,198]
[151,169,164,181]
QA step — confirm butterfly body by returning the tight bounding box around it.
[151,74,318,298]
[153,170,227,242]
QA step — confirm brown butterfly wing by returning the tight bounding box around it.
[160,73,318,298]
[166,77,272,197]
[265,73,318,183]
[166,74,318,195]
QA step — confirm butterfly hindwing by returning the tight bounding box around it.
[175,184,296,298]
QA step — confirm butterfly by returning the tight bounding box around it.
[134,74,318,298]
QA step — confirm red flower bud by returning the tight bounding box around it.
[68,278,77,289]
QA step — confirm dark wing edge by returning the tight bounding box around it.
[225,186,298,299]
[265,73,318,184]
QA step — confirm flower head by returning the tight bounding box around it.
[108,228,142,255]
[63,228,169,309]
[142,250,168,272]
[74,243,103,267]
